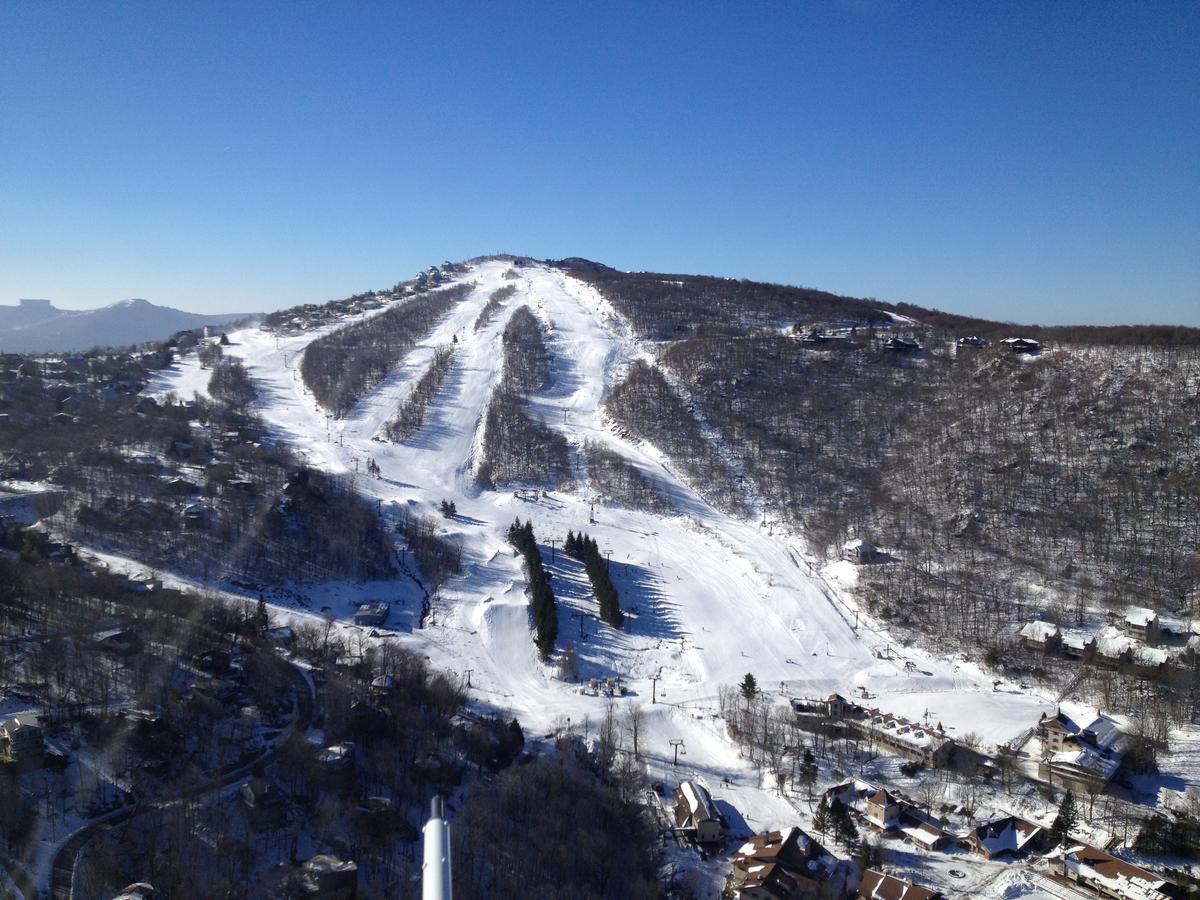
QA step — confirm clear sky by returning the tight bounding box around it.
[2,2,1197,325]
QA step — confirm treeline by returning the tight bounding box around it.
[565,530,623,628]
[584,440,671,513]
[605,360,745,514]
[507,519,557,659]
[477,306,570,488]
[382,345,455,442]
[207,356,257,413]
[398,510,462,589]
[500,305,550,392]
[300,283,472,416]
[0,347,394,583]
[454,747,656,899]
[560,257,1200,348]
[473,284,518,332]
[557,257,892,340]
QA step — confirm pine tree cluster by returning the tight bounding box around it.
[508,519,558,659]
[564,530,624,629]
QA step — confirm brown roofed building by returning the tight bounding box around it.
[857,869,944,900]
[1058,844,1182,899]
[726,827,841,899]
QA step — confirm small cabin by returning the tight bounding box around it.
[1019,620,1062,653]
[956,336,988,349]
[885,337,921,353]
[843,539,878,564]
[1000,337,1040,354]
[353,602,390,628]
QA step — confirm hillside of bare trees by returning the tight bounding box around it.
[578,265,1200,726]
[300,283,472,416]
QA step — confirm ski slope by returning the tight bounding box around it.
[149,259,1057,836]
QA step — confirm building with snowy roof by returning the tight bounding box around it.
[822,779,950,850]
[673,780,724,844]
[857,869,943,900]
[0,713,44,763]
[352,602,390,628]
[1057,844,1180,900]
[726,827,841,899]
[842,539,878,564]
[1000,337,1040,354]
[1121,606,1161,645]
[962,814,1046,860]
[1037,711,1127,792]
[853,708,956,767]
[1019,619,1062,653]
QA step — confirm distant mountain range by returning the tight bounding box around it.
[0,298,258,353]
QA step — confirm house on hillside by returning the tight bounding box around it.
[1000,337,1040,354]
[241,776,285,822]
[1056,845,1180,900]
[885,336,922,353]
[0,714,45,764]
[353,602,390,628]
[673,780,724,844]
[1019,620,1062,654]
[1086,626,1135,669]
[956,336,988,349]
[843,539,878,564]
[962,815,1046,860]
[1037,711,1127,792]
[858,870,944,900]
[1121,606,1161,645]
[726,827,842,899]
[93,627,141,656]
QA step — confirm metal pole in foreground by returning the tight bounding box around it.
[422,795,452,900]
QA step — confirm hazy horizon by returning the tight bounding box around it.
[6,251,1198,329]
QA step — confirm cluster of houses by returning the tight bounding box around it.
[824,779,952,852]
[819,776,1189,899]
[271,291,391,334]
[1019,605,1200,676]
[675,774,1191,899]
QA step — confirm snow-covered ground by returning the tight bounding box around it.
[141,260,1111,886]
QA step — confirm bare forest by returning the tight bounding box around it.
[300,283,472,417]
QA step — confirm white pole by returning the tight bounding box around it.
[422,795,452,900]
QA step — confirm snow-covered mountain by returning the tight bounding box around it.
[0,296,256,352]
[141,260,1064,863]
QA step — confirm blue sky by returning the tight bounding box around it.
[2,1,1197,324]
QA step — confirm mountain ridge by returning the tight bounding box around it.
[0,296,258,353]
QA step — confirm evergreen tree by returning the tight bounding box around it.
[831,798,857,842]
[812,794,831,839]
[740,672,759,701]
[798,749,819,796]
[1049,789,1079,847]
